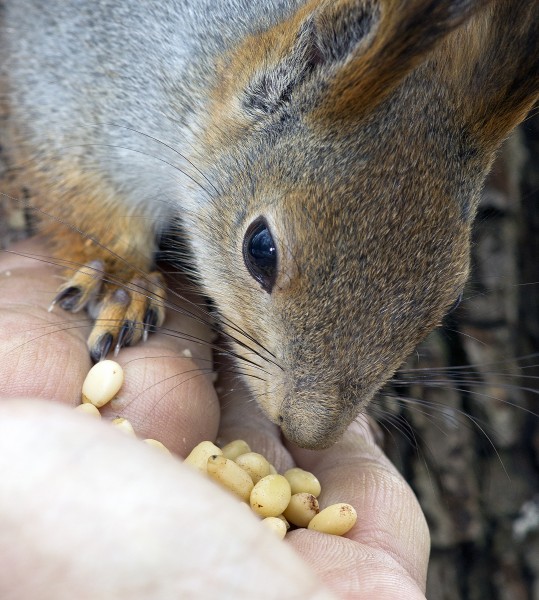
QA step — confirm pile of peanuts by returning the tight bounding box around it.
[77,359,357,539]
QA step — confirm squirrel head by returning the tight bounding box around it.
[185,0,539,448]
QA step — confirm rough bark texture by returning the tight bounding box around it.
[1,101,538,598]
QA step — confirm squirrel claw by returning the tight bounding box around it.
[50,260,104,314]
[142,308,161,342]
[80,270,166,359]
[50,259,167,359]
[49,286,83,312]
[114,320,136,355]
[90,332,114,363]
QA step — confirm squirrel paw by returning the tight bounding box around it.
[50,262,166,361]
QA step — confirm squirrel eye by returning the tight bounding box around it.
[243,218,277,293]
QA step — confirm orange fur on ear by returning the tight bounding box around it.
[437,0,539,150]
[316,0,492,121]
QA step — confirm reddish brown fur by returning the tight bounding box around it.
[3,0,539,447]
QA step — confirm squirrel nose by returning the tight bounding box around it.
[278,387,355,450]
[279,409,349,449]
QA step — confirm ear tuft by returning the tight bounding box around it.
[443,0,539,150]
[241,1,379,118]
[242,19,324,117]
[314,0,379,64]
[316,0,492,122]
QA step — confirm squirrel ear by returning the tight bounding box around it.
[442,1,539,150]
[311,0,490,121]
[236,0,487,120]
[240,17,324,118]
[306,0,538,148]
[237,0,538,144]
[238,2,376,117]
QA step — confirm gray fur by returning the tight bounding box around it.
[2,0,538,448]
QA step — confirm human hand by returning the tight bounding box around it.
[0,238,429,599]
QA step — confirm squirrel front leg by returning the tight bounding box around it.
[30,167,166,361]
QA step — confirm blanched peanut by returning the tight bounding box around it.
[111,417,135,435]
[74,403,101,418]
[284,467,322,497]
[307,503,357,536]
[283,493,320,528]
[261,517,287,539]
[184,441,222,473]
[207,455,254,502]
[234,452,271,484]
[220,439,251,461]
[143,439,171,455]
[82,360,124,407]
[250,474,291,518]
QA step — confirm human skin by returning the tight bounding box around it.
[0,238,430,599]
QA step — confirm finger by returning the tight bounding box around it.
[0,399,336,600]
[0,238,220,455]
[0,237,92,402]
[99,297,220,456]
[216,356,295,473]
[286,416,430,597]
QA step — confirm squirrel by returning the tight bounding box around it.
[1,0,538,449]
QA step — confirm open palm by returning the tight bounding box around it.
[0,238,429,599]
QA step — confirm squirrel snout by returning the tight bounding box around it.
[278,384,363,450]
